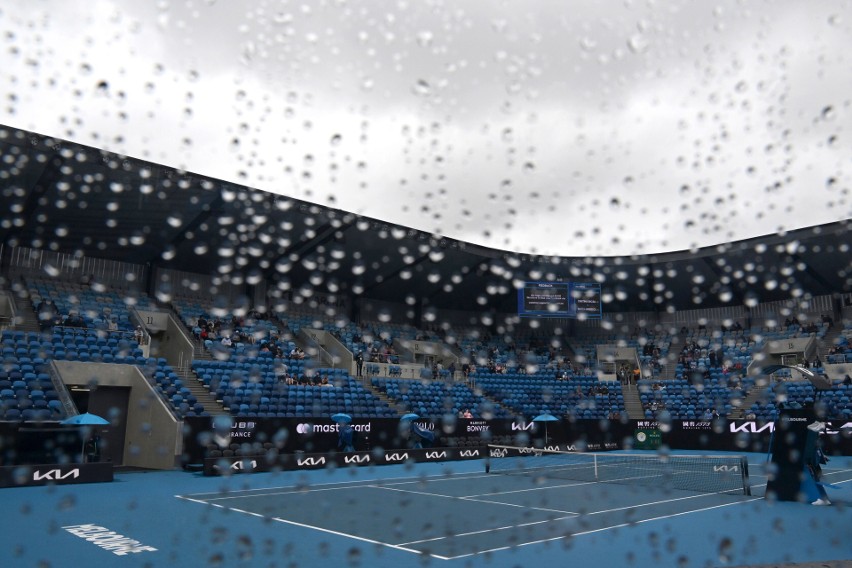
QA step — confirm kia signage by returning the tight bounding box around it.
[184,416,852,470]
[0,463,113,488]
[202,446,487,476]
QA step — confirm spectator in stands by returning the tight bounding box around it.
[221,335,233,347]
[355,351,364,377]
[462,409,473,418]
[843,375,851,387]
[64,312,86,328]
[37,299,59,331]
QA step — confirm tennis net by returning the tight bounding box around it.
[486,445,751,495]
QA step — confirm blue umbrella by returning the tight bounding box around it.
[533,413,558,422]
[61,412,110,426]
[533,413,559,444]
[400,413,420,421]
[61,413,110,462]
[331,413,352,424]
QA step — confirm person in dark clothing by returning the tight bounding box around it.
[355,352,364,377]
[84,435,101,463]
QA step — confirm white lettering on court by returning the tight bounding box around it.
[62,524,157,556]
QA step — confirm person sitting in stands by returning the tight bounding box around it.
[320,377,333,387]
[463,409,473,418]
[221,335,233,347]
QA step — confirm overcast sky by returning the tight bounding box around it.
[1,0,849,257]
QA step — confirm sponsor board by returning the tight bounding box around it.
[296,456,327,467]
[296,423,373,435]
[384,452,410,462]
[681,421,713,430]
[202,447,492,476]
[634,428,662,450]
[33,468,80,481]
[425,451,448,460]
[212,460,258,473]
[511,422,534,431]
[713,465,739,473]
[730,422,775,434]
[343,454,370,465]
[0,463,113,488]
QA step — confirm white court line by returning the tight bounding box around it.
[176,462,850,561]
[372,484,579,515]
[179,469,490,498]
[395,515,577,546]
[459,495,578,515]
[197,472,509,501]
[268,516,440,559]
[201,485,354,501]
[463,479,598,497]
[177,493,441,560]
[443,497,763,560]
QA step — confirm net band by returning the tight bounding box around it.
[485,445,751,496]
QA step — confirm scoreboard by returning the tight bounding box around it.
[518,281,602,319]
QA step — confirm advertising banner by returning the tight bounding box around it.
[0,462,113,488]
[183,416,852,468]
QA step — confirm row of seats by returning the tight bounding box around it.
[475,374,626,419]
[372,377,513,420]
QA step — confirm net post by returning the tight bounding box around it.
[594,454,598,481]
[739,456,751,496]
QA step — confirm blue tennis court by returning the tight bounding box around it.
[178,464,762,560]
[3,451,850,567]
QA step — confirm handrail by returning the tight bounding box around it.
[47,360,79,417]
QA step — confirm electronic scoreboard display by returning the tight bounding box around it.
[518,281,602,319]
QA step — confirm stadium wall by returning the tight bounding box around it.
[54,361,180,469]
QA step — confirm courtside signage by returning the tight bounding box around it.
[33,468,79,481]
[0,463,113,488]
[63,524,157,556]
